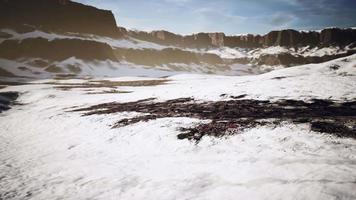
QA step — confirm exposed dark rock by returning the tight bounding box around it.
[0,38,117,61]
[300,31,320,46]
[128,28,356,49]
[0,0,122,37]
[129,31,227,48]
[320,28,356,47]
[225,34,263,48]
[74,98,356,141]
[228,28,355,48]
[311,121,355,138]
[0,92,19,113]
[276,29,301,47]
[264,31,279,46]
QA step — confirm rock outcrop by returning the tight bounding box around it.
[209,33,225,47]
[0,38,117,61]
[0,92,19,113]
[128,30,228,48]
[225,34,263,48]
[114,48,223,66]
[128,28,356,49]
[1,0,354,48]
[183,33,212,48]
[262,28,356,47]
[151,31,183,46]
[320,28,356,46]
[0,0,122,38]
[256,50,356,66]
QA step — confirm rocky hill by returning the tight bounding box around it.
[126,28,356,49]
[0,0,122,38]
[0,0,355,79]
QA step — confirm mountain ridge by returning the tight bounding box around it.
[1,0,355,49]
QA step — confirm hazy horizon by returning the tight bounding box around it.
[76,0,356,35]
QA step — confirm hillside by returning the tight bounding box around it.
[0,1,356,200]
[1,55,356,199]
[0,0,355,79]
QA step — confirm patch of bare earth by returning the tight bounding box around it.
[73,97,356,141]
[49,79,169,90]
[85,90,133,95]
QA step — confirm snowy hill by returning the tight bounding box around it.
[0,54,355,200]
[1,0,356,199]
[1,28,355,79]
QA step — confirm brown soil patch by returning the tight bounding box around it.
[73,98,356,141]
[49,79,168,90]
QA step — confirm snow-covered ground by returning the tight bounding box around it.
[0,57,181,79]
[248,45,355,59]
[0,57,262,79]
[0,55,356,199]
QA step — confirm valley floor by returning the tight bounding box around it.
[0,55,356,200]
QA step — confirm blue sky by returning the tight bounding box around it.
[76,0,356,35]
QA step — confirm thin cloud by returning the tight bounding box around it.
[269,13,297,27]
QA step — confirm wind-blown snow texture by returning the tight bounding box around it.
[0,55,356,199]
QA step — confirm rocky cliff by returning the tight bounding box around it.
[0,0,355,76]
[263,28,356,47]
[0,0,122,38]
[0,38,117,61]
[2,0,354,48]
[127,28,356,49]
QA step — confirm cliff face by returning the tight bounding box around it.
[0,0,354,47]
[128,28,356,49]
[320,28,356,46]
[0,0,121,37]
[263,28,356,47]
[0,38,118,61]
[127,30,226,48]
[225,34,263,48]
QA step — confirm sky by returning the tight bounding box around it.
[76,0,356,35]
